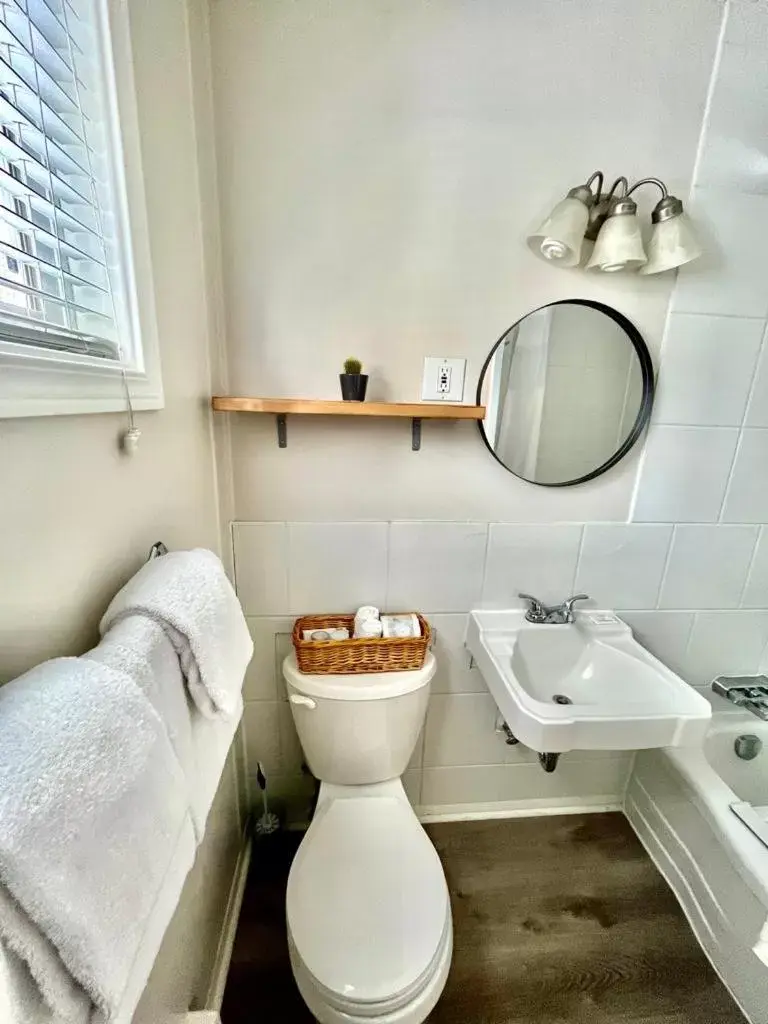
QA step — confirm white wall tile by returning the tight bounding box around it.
[631,426,739,522]
[242,700,305,777]
[658,525,759,609]
[575,524,672,609]
[275,630,294,698]
[233,523,289,614]
[246,772,316,826]
[402,769,422,807]
[742,528,768,608]
[429,613,487,693]
[408,727,425,770]
[617,611,695,677]
[482,524,583,608]
[672,190,768,319]
[421,758,631,808]
[653,314,763,426]
[242,701,281,774]
[681,610,768,686]
[745,336,768,427]
[696,41,768,195]
[724,0,768,50]
[287,522,388,613]
[386,522,487,613]
[423,693,536,767]
[721,430,768,523]
[279,702,305,774]
[244,616,294,700]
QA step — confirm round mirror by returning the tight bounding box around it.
[476,300,654,486]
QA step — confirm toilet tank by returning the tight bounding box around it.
[283,652,436,785]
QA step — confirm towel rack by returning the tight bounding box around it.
[148,541,168,561]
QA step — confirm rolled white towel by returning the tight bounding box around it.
[355,606,380,622]
[354,618,383,639]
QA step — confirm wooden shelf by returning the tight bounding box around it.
[211,397,484,418]
[211,396,486,449]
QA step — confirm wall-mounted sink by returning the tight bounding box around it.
[466,609,711,753]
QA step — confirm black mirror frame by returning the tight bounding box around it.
[476,299,655,488]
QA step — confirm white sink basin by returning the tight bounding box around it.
[466,609,711,753]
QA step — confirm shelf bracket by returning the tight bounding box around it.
[411,417,422,451]
[276,413,287,448]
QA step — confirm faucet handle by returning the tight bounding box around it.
[518,593,547,622]
[561,594,590,621]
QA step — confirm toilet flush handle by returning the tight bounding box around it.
[289,694,317,710]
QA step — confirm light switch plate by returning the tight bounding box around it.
[421,357,467,402]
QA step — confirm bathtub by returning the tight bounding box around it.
[627,697,768,1023]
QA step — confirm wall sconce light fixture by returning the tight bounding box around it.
[527,171,702,275]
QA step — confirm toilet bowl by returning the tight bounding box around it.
[283,652,451,1023]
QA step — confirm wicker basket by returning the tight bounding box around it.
[292,613,431,675]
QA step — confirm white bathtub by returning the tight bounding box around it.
[626,698,768,1023]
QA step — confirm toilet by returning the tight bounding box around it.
[283,650,452,1024]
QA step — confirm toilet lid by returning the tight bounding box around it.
[286,796,449,1006]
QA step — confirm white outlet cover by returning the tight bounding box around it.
[421,357,467,402]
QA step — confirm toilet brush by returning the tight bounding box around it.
[254,762,280,835]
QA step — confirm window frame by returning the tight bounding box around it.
[0,0,164,418]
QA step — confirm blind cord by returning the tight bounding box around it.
[119,366,140,455]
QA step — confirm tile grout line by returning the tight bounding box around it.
[650,525,675,608]
[571,524,587,593]
[479,521,493,606]
[716,429,744,523]
[736,318,768,431]
[654,523,678,609]
[737,525,762,608]
[283,521,292,616]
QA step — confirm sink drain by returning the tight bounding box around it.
[552,694,572,705]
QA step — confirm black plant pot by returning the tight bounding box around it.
[339,373,368,401]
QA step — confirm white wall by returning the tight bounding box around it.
[0,0,243,1017]
[210,0,721,524]
[210,0,768,817]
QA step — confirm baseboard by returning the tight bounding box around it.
[205,831,252,1012]
[416,799,622,823]
[283,798,622,831]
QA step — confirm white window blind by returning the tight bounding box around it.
[0,0,130,362]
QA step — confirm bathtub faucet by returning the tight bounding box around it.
[713,675,768,721]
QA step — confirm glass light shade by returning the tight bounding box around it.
[586,213,647,272]
[638,212,702,275]
[526,196,590,268]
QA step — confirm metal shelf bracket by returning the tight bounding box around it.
[412,417,422,451]
[276,413,287,448]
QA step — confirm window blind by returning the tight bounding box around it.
[0,0,124,361]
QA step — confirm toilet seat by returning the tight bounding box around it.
[286,793,450,1014]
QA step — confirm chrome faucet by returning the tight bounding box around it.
[518,593,590,625]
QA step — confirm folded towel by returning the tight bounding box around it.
[0,657,195,1022]
[100,549,253,721]
[86,616,243,840]
[0,941,57,1024]
[0,889,88,1024]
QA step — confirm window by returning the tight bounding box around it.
[0,0,163,417]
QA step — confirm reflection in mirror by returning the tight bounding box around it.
[478,301,653,486]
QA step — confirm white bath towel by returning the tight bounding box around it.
[100,549,253,721]
[0,657,196,1023]
[86,616,243,840]
[0,939,59,1024]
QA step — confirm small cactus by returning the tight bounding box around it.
[343,357,363,375]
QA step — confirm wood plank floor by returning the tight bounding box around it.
[221,813,745,1023]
